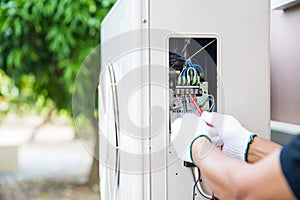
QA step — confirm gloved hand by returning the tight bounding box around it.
[201,111,257,161]
[171,113,222,163]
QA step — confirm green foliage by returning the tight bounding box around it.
[0,0,115,114]
[0,69,18,100]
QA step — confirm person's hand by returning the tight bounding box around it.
[171,113,222,163]
[201,111,257,161]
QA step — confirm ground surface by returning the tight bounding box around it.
[0,178,99,200]
[0,114,99,200]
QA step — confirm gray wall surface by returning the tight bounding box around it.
[271,4,300,125]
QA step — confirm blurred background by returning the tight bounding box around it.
[0,0,115,199]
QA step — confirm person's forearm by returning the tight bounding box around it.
[192,137,295,200]
[247,136,282,163]
[192,137,246,199]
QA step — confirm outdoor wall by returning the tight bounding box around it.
[270,4,300,125]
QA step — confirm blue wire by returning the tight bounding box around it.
[191,64,204,75]
[181,48,186,54]
[169,52,204,76]
[211,104,215,112]
[170,52,193,66]
[183,64,198,76]
[198,97,215,112]
[198,98,208,107]
[169,52,187,59]
[207,97,215,112]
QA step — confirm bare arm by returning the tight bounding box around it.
[192,137,296,200]
[247,136,282,163]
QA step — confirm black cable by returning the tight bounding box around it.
[192,178,200,200]
[196,168,210,199]
[191,168,211,199]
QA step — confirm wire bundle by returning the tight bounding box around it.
[170,52,204,86]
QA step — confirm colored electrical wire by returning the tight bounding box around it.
[169,52,188,69]
[192,64,205,75]
[170,52,201,75]
[207,95,215,112]
[177,40,190,54]
[212,192,216,200]
[210,103,215,112]
[185,66,198,76]
[179,65,188,77]
[198,95,215,112]
[180,40,190,54]
[198,98,209,107]
[170,41,207,77]
[171,52,193,66]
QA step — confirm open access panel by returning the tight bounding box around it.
[169,36,218,121]
[168,36,219,199]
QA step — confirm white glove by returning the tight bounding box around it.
[201,111,257,161]
[171,113,222,163]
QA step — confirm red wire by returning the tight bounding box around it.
[212,192,216,200]
[178,40,189,53]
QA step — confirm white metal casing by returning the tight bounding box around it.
[99,0,270,199]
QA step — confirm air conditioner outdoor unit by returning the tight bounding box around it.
[99,0,270,199]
